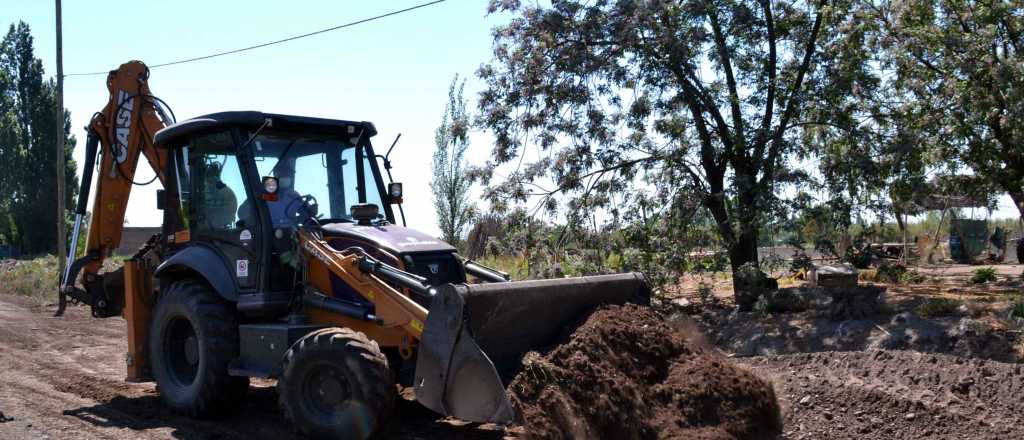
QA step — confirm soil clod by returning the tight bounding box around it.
[508,304,783,440]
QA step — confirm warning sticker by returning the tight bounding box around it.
[236,260,249,278]
[239,230,252,241]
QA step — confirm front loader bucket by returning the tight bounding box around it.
[414,272,650,423]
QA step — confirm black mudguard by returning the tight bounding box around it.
[155,245,237,302]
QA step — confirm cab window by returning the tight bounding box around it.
[189,132,248,233]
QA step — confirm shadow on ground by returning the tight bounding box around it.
[63,386,510,440]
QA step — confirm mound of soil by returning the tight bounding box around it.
[508,304,782,440]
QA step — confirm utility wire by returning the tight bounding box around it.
[65,0,447,77]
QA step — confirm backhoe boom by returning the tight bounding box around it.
[58,61,175,317]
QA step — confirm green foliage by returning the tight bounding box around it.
[900,269,926,285]
[874,261,907,284]
[476,0,867,283]
[872,0,1024,219]
[970,267,998,285]
[1010,297,1024,320]
[872,262,924,284]
[467,206,707,296]
[697,282,714,304]
[915,298,962,318]
[431,75,476,248]
[0,22,79,255]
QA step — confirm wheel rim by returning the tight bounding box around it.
[301,362,352,417]
[164,317,199,386]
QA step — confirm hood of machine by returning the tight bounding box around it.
[319,222,457,255]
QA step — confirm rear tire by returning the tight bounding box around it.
[278,327,395,440]
[149,279,248,417]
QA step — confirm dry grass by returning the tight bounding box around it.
[0,256,58,302]
[915,297,962,318]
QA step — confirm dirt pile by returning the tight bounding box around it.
[508,304,782,440]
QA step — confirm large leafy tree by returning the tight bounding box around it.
[0,22,78,255]
[476,0,865,298]
[871,0,1023,219]
[431,75,477,246]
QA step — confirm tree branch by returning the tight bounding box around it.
[754,0,777,160]
[760,0,827,189]
[706,0,746,154]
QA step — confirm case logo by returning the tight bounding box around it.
[114,90,134,164]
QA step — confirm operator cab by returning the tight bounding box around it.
[154,111,404,316]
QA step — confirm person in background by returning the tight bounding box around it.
[201,161,237,230]
[267,163,302,227]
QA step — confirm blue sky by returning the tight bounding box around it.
[4,0,507,235]
[3,0,1019,239]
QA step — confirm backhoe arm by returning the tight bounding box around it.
[58,61,175,317]
[297,228,429,338]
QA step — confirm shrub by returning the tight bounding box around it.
[899,269,926,284]
[697,282,714,304]
[1010,297,1024,320]
[970,267,998,284]
[752,295,773,316]
[843,240,872,269]
[915,298,962,318]
[874,261,907,284]
[858,269,877,281]
[790,250,813,273]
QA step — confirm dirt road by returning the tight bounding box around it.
[0,294,510,440]
[5,291,1024,440]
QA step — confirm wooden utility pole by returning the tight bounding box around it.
[55,0,67,280]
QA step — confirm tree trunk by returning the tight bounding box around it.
[728,228,760,272]
[1008,189,1024,226]
[924,208,947,264]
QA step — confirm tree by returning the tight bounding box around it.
[0,22,78,255]
[870,0,1023,220]
[431,76,476,246]
[476,0,865,301]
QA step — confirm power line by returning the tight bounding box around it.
[65,0,447,77]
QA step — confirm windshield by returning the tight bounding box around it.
[250,131,386,226]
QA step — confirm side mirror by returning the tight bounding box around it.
[388,182,403,204]
[156,189,166,210]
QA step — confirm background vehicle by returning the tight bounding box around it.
[57,61,649,439]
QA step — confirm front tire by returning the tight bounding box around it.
[278,327,395,440]
[149,279,248,417]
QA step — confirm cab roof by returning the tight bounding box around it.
[153,111,377,147]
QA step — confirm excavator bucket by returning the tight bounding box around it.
[414,273,650,423]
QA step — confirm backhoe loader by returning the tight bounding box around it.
[58,61,649,439]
